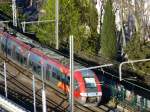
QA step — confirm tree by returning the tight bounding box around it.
[125,32,150,79]
[0,3,12,16]
[100,0,117,59]
[27,0,81,48]
[35,0,55,45]
[59,0,80,45]
[73,0,98,55]
[125,0,150,79]
[27,0,99,57]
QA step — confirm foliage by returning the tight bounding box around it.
[125,32,150,76]
[27,0,99,56]
[59,0,80,45]
[125,0,150,77]
[100,0,117,59]
[73,0,98,55]
[0,4,12,16]
[59,0,99,56]
[26,0,55,45]
[27,0,81,48]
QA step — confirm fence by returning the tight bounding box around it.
[100,74,150,112]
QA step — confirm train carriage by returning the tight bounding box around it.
[0,31,31,66]
[0,29,102,106]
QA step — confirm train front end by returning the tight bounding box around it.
[74,70,102,106]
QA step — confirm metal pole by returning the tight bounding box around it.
[20,20,55,32]
[41,65,46,112]
[42,89,46,112]
[30,0,32,6]
[55,0,59,49]
[4,61,7,98]
[69,35,74,112]
[119,63,123,81]
[21,20,55,24]
[12,0,17,27]
[75,64,113,71]
[0,21,10,23]
[121,0,126,56]
[32,75,36,112]
[42,65,44,90]
[22,21,26,33]
[119,58,150,81]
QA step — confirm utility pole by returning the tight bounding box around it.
[12,0,17,27]
[30,0,33,6]
[55,0,59,49]
[22,21,25,33]
[41,65,46,112]
[32,75,36,112]
[4,61,7,98]
[121,0,126,56]
[69,35,74,112]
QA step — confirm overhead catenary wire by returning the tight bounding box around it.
[119,58,150,81]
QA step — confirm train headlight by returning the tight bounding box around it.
[97,92,102,96]
[80,92,87,97]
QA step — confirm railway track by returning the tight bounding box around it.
[0,53,110,112]
[0,55,70,112]
[0,60,67,112]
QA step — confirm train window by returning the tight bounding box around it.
[74,79,79,89]
[37,65,41,75]
[57,73,61,80]
[33,65,36,72]
[20,56,24,65]
[84,77,96,88]
[63,76,70,85]
[58,70,63,81]
[60,75,69,85]
[57,69,61,80]
[1,43,5,52]
[61,75,65,82]
[12,45,16,59]
[15,52,24,65]
[46,70,51,80]
[67,76,70,83]
[15,52,20,61]
[32,62,41,76]
[46,65,51,80]
[7,47,11,56]
[52,67,61,81]
[23,57,27,65]
[29,60,32,67]
[52,68,57,78]
[52,69,57,79]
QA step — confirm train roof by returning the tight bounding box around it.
[10,29,84,70]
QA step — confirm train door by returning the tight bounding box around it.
[0,36,7,55]
[51,66,60,85]
[6,39,12,58]
[29,60,42,76]
[0,33,4,52]
[11,44,17,60]
[46,64,59,85]
[15,46,28,66]
[28,52,43,77]
[74,79,80,98]
[46,64,52,81]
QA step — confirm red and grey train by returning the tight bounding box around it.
[0,28,102,106]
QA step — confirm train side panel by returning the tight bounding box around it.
[0,31,102,106]
[0,32,30,66]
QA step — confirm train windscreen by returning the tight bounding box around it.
[84,77,96,88]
